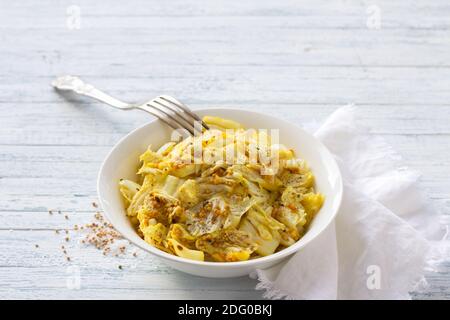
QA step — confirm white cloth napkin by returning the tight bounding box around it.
[253,105,449,300]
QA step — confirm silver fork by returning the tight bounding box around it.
[51,75,209,135]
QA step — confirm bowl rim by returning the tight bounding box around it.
[97,108,343,268]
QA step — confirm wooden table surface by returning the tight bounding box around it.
[1,0,449,299]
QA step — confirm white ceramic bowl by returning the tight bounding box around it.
[97,108,343,278]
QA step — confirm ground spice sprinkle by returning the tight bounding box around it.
[80,211,125,255]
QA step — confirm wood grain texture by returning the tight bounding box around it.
[0,0,449,299]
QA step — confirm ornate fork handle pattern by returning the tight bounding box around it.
[52,75,130,109]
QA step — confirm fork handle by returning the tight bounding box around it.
[52,75,186,132]
[52,75,130,109]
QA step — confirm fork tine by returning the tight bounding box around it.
[153,98,202,135]
[159,95,210,130]
[146,101,195,135]
[138,104,192,135]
